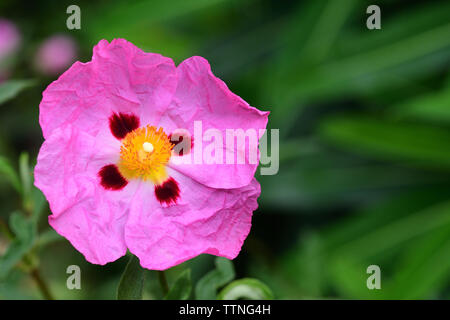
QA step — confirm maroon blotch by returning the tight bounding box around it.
[155,177,180,205]
[99,164,128,190]
[109,112,140,139]
[168,132,193,156]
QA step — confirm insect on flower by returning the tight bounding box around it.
[35,39,269,270]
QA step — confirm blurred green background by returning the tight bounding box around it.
[1,0,450,299]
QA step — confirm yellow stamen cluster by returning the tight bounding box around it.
[119,126,173,184]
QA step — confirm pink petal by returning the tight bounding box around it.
[161,56,269,189]
[35,125,136,265]
[39,39,178,140]
[124,169,260,270]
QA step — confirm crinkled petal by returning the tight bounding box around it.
[161,56,269,189]
[124,169,260,270]
[35,125,136,265]
[39,38,178,139]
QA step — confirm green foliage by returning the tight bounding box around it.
[116,255,146,300]
[0,156,21,193]
[84,0,241,60]
[1,0,450,300]
[19,153,31,197]
[195,257,235,299]
[165,269,192,300]
[0,212,36,279]
[319,116,450,169]
[384,224,450,299]
[393,86,450,123]
[267,0,450,131]
[0,80,35,105]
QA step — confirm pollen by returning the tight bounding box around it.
[118,126,173,184]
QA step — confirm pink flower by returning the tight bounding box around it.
[0,18,20,64]
[35,39,268,270]
[35,35,77,76]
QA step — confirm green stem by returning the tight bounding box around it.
[158,270,169,296]
[30,268,54,300]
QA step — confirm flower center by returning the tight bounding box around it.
[118,125,173,184]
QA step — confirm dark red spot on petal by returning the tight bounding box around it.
[99,164,128,190]
[109,112,140,139]
[168,132,193,156]
[155,177,180,205]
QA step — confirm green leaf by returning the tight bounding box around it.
[393,87,450,123]
[9,212,33,240]
[327,255,377,299]
[384,224,450,299]
[36,230,63,249]
[332,200,450,260]
[88,0,230,32]
[85,0,236,60]
[278,0,358,66]
[165,269,192,300]
[260,141,450,210]
[0,80,36,105]
[195,257,235,299]
[327,204,450,299]
[116,255,145,300]
[321,189,450,252]
[319,116,450,170]
[282,232,323,297]
[218,278,274,300]
[0,156,21,193]
[0,212,36,279]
